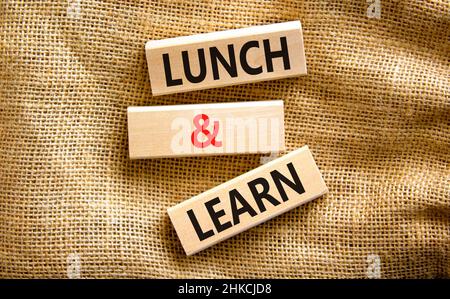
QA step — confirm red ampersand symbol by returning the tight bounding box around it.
[191,114,222,148]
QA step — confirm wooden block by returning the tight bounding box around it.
[128,100,285,159]
[146,20,307,96]
[167,145,328,255]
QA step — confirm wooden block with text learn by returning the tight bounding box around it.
[146,20,307,96]
[127,101,285,159]
[168,145,328,255]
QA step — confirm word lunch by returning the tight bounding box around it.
[145,21,306,95]
[167,146,328,255]
[127,101,285,159]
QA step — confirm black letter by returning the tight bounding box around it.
[240,41,263,75]
[163,53,183,87]
[263,37,290,72]
[205,197,232,233]
[210,45,238,80]
[182,49,207,83]
[229,189,257,225]
[247,177,281,213]
[187,209,214,241]
[270,162,305,202]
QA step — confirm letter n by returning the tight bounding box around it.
[270,162,305,202]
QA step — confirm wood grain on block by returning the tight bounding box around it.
[146,20,307,96]
[167,145,328,255]
[128,100,285,159]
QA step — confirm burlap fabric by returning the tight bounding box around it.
[0,0,448,278]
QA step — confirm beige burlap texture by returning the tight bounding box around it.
[0,0,449,278]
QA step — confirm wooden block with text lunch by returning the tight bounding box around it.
[128,101,285,159]
[146,20,307,95]
[168,145,328,255]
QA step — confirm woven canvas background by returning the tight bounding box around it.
[0,0,449,278]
